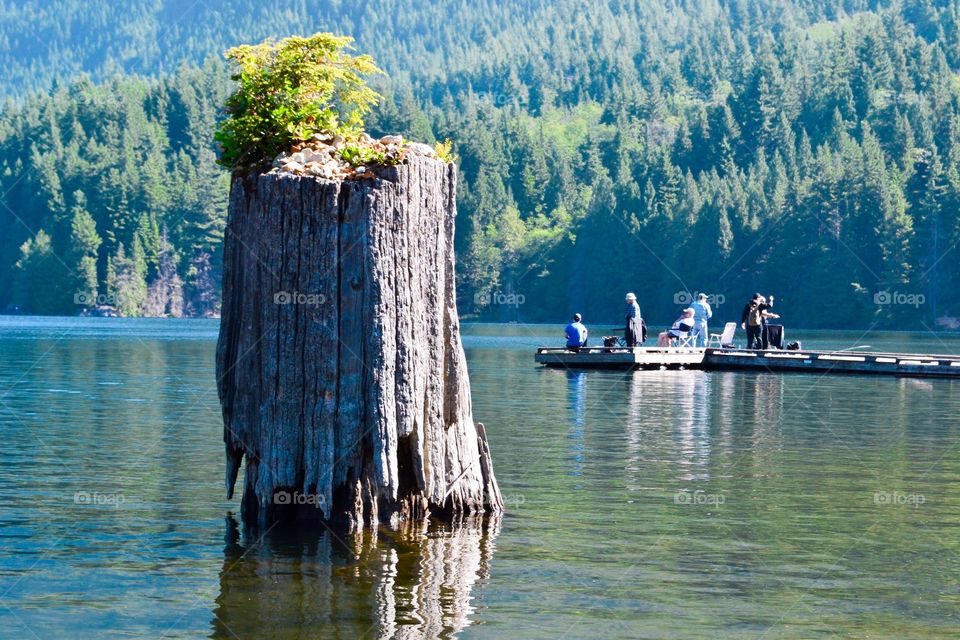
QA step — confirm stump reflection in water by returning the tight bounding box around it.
[211,514,501,638]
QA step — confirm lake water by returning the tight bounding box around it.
[1,317,960,639]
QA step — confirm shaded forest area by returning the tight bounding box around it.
[1,0,959,329]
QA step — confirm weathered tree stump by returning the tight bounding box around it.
[216,155,503,528]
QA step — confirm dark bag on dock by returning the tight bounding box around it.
[787,341,801,351]
[765,324,785,350]
[603,336,620,348]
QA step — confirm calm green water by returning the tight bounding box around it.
[1,317,960,639]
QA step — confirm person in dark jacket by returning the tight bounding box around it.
[741,294,761,329]
[742,294,779,349]
[624,292,643,347]
[741,293,762,349]
[744,300,763,349]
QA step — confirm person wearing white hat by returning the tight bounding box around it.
[624,292,643,347]
[658,307,695,347]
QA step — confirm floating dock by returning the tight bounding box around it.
[535,346,960,378]
[534,346,705,369]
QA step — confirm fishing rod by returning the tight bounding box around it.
[838,345,873,352]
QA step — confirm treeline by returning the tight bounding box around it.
[1,0,959,327]
[0,65,231,316]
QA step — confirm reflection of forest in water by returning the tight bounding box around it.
[211,514,501,639]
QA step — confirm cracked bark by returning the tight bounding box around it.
[217,156,503,529]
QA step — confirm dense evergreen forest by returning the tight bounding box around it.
[1,0,959,329]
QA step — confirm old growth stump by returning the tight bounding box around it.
[216,154,503,528]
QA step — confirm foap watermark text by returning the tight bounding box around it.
[474,291,525,308]
[674,291,725,306]
[674,490,726,506]
[274,490,326,509]
[874,291,925,308]
[74,491,126,507]
[874,491,925,507]
[274,291,327,306]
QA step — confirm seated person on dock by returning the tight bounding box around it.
[658,308,695,347]
[564,313,588,351]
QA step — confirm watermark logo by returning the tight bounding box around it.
[890,92,923,106]
[673,291,725,306]
[684,88,729,105]
[673,490,725,506]
[274,291,327,306]
[74,92,127,110]
[645,119,678,147]
[874,291,925,308]
[476,91,515,107]
[74,491,126,507]
[273,490,326,509]
[74,291,124,306]
[474,291,525,308]
[874,491,925,507]
[503,494,526,507]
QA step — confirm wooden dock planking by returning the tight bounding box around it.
[534,346,960,378]
[704,348,960,378]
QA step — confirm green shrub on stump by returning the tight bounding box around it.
[215,32,383,169]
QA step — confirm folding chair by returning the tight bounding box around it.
[707,322,737,348]
[677,329,696,348]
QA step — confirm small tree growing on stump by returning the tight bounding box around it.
[215,33,383,168]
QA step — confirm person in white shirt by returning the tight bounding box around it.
[658,308,695,346]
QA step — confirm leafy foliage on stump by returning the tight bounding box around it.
[216,33,383,168]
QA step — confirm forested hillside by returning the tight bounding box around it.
[1,0,959,328]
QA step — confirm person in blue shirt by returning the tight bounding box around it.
[564,313,588,351]
[690,293,713,347]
